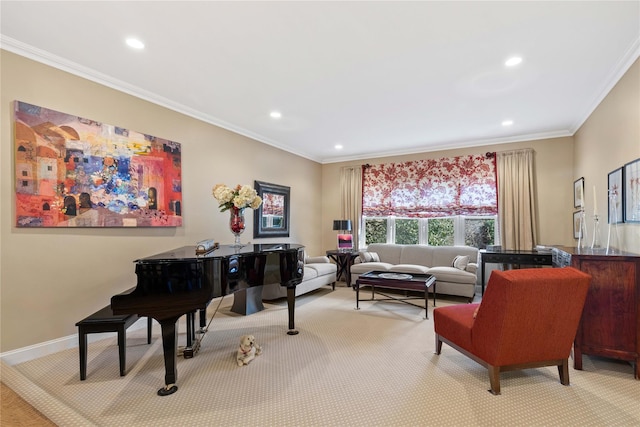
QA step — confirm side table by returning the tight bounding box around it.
[479,249,552,295]
[326,250,359,287]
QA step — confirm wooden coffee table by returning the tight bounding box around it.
[355,271,436,319]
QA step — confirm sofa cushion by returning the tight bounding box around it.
[350,262,394,276]
[400,245,434,266]
[431,245,478,267]
[452,255,469,270]
[306,255,330,264]
[389,264,430,274]
[359,251,380,263]
[307,262,338,277]
[365,244,403,264]
[466,263,478,274]
[428,266,477,284]
[303,265,319,280]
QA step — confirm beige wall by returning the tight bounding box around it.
[574,59,640,254]
[322,60,640,255]
[321,137,575,251]
[0,51,323,352]
[2,50,638,353]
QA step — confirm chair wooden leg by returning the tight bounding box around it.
[558,359,570,385]
[487,365,501,395]
[435,334,442,354]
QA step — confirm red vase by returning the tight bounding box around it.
[229,207,245,246]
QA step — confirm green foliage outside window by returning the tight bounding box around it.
[464,218,495,249]
[395,219,419,244]
[365,218,387,244]
[364,216,495,248]
[427,218,454,246]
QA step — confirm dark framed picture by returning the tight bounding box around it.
[623,158,640,223]
[253,180,290,238]
[574,177,585,208]
[573,211,583,239]
[607,167,623,224]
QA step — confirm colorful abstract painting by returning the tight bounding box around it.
[14,101,183,227]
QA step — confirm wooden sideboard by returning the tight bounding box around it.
[552,247,639,379]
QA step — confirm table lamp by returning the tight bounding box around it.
[333,219,353,251]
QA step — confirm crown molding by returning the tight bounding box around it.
[0,35,322,163]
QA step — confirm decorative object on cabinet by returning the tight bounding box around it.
[552,246,640,379]
[573,177,585,208]
[623,158,640,222]
[253,181,290,238]
[607,167,623,224]
[14,101,183,227]
[590,214,602,250]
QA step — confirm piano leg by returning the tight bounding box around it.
[186,312,194,349]
[198,307,207,333]
[158,316,180,396]
[183,311,202,359]
[286,287,299,335]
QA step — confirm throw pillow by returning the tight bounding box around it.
[359,251,380,263]
[452,255,469,270]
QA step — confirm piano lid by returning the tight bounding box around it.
[135,243,305,263]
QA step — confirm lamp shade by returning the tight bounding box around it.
[332,220,352,231]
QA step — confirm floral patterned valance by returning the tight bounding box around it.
[362,154,497,218]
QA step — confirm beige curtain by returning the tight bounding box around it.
[497,149,538,250]
[339,166,363,249]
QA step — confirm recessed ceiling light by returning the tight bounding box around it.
[505,56,522,67]
[502,120,514,126]
[126,38,145,49]
[334,144,343,150]
[270,111,282,119]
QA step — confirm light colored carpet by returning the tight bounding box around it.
[2,287,639,427]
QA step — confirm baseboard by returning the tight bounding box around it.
[0,317,150,366]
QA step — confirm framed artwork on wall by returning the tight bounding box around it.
[574,177,585,208]
[253,180,290,238]
[573,211,583,239]
[607,167,623,224]
[14,101,183,227]
[623,158,640,223]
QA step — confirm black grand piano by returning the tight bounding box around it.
[111,243,304,396]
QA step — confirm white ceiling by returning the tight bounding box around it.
[1,1,639,164]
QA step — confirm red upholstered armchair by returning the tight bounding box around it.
[434,267,591,395]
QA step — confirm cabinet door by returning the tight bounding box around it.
[575,259,637,354]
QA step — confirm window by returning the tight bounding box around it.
[361,154,497,249]
[464,218,495,248]
[428,218,454,246]
[395,218,419,244]
[363,215,496,248]
[364,218,387,244]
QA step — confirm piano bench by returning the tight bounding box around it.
[76,306,152,380]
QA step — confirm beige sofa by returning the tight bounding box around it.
[349,244,479,300]
[262,255,337,300]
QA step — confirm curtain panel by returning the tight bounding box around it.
[362,155,497,218]
[497,149,538,250]
[339,166,363,249]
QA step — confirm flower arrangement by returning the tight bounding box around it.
[212,184,262,212]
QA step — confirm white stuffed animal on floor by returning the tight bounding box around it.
[236,334,262,366]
